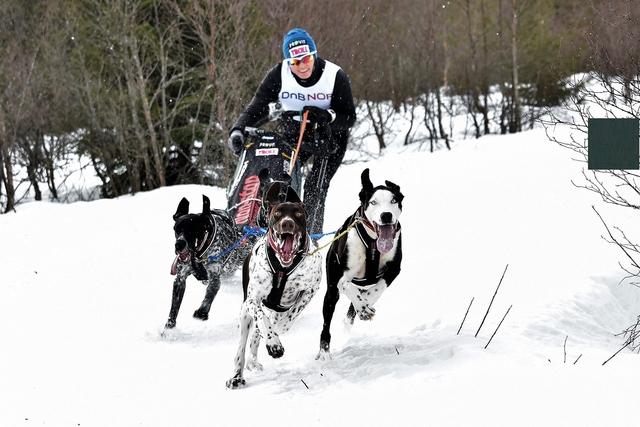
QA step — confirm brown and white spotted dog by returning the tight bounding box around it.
[316,168,403,361]
[226,182,322,389]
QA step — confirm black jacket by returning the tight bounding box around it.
[231,58,356,147]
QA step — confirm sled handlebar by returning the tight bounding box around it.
[250,109,303,130]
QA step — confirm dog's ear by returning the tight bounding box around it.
[359,168,374,204]
[263,182,278,206]
[292,189,301,203]
[385,180,404,207]
[258,168,270,184]
[284,185,301,204]
[261,182,278,217]
[385,180,399,192]
[361,168,371,185]
[279,173,294,203]
[385,180,403,198]
[264,181,301,205]
[202,195,211,216]
[174,198,189,221]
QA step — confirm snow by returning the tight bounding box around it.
[2,124,640,426]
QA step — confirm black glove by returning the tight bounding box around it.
[302,106,332,125]
[227,130,244,155]
[302,121,336,156]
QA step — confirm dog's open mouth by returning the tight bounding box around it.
[170,251,192,275]
[269,231,302,267]
[373,223,397,254]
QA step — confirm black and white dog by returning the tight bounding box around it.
[226,182,322,389]
[316,168,403,360]
[165,195,252,330]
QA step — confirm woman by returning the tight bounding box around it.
[227,28,357,235]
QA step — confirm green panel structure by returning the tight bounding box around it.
[588,118,639,170]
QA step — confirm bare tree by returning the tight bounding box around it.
[0,0,78,209]
[510,0,522,133]
[176,0,275,185]
[543,1,640,346]
[0,0,625,212]
[0,104,14,212]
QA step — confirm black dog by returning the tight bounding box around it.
[226,181,322,389]
[165,195,252,330]
[316,168,404,360]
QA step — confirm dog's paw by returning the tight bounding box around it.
[246,356,264,371]
[266,342,285,359]
[192,309,209,321]
[164,319,176,329]
[225,376,246,389]
[359,312,375,321]
[358,305,376,321]
[315,348,333,361]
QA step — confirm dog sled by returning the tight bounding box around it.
[226,105,335,231]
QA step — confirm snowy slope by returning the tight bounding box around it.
[1,127,639,427]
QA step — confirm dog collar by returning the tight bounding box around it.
[194,214,217,262]
[358,208,377,234]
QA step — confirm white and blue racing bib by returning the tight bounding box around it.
[279,60,340,112]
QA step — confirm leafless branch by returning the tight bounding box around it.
[457,297,474,335]
[484,305,512,349]
[592,206,640,275]
[602,341,631,365]
[476,264,509,338]
[616,315,640,353]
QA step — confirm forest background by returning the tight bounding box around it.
[0,0,637,212]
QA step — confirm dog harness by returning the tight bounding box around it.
[352,220,386,287]
[196,214,216,257]
[189,213,216,280]
[336,209,400,287]
[262,233,309,312]
[173,210,236,278]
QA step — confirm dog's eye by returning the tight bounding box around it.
[391,198,397,204]
[295,211,302,218]
[369,200,377,206]
[274,211,281,218]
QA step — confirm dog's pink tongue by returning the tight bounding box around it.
[170,256,179,275]
[377,225,395,254]
[282,235,295,259]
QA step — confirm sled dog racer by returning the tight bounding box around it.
[227,28,357,235]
